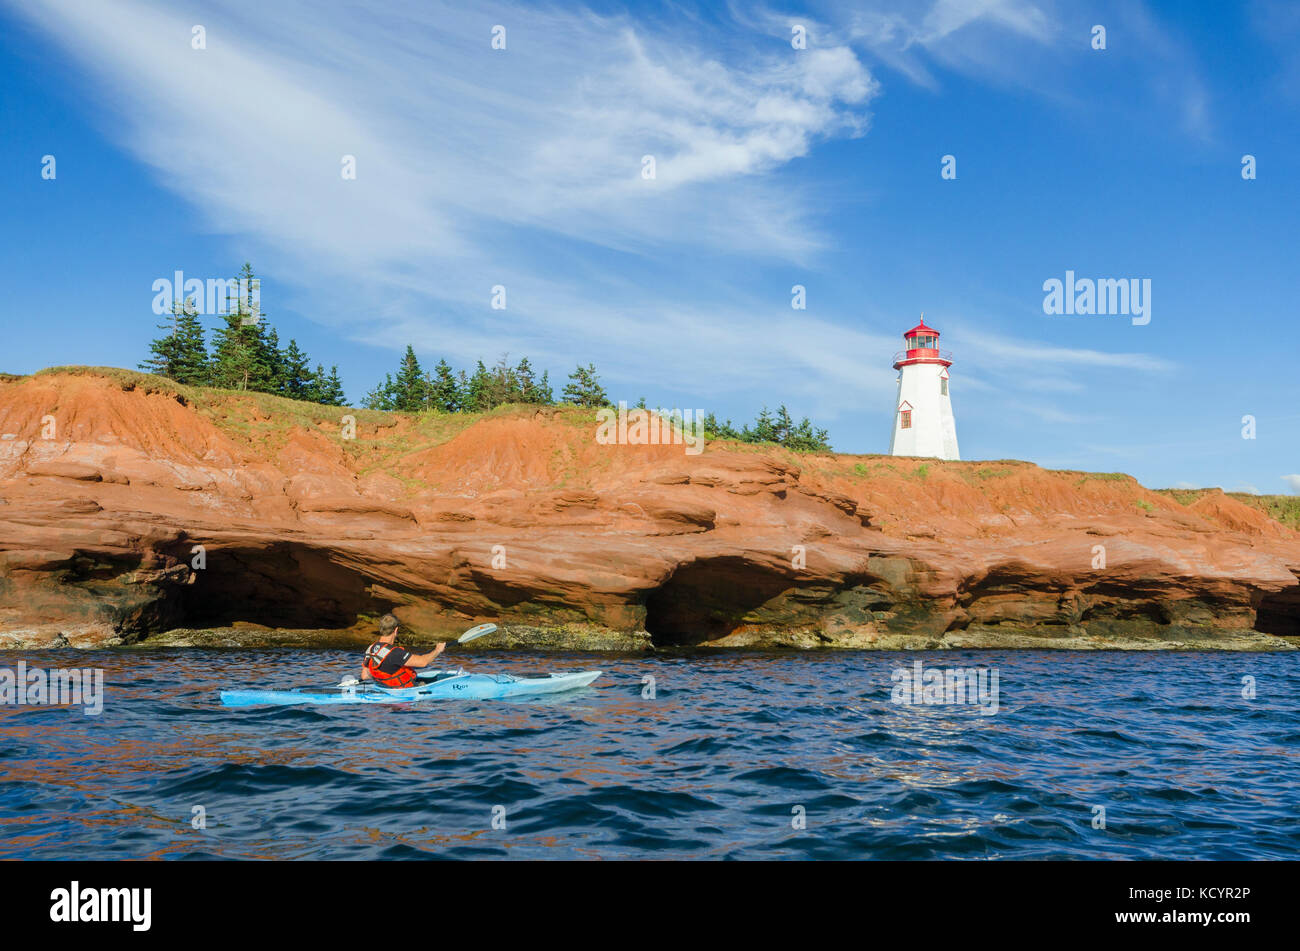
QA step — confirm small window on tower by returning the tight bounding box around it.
[940,378,948,395]
[900,409,912,429]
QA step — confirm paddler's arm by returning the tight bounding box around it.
[405,643,446,668]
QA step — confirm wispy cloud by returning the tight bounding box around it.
[5,0,1186,447]
[4,0,889,381]
[7,0,874,269]
[956,328,1176,372]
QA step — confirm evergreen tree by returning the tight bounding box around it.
[783,415,832,452]
[317,365,346,406]
[304,363,327,404]
[561,363,608,407]
[281,339,314,400]
[534,370,554,404]
[729,405,832,451]
[391,345,427,411]
[744,406,777,443]
[463,360,491,412]
[428,359,461,412]
[209,312,263,390]
[140,297,208,384]
[209,264,273,391]
[513,357,537,403]
[484,354,520,407]
[261,326,287,394]
[362,373,396,411]
[702,412,742,441]
[772,405,795,445]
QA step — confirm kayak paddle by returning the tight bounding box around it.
[456,622,497,644]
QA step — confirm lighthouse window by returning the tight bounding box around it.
[940,378,948,395]
[900,409,912,429]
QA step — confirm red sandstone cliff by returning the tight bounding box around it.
[1,368,1297,650]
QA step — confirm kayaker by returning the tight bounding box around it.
[360,614,445,689]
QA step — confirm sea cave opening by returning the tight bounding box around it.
[643,556,794,647]
[172,543,385,630]
[1256,583,1300,636]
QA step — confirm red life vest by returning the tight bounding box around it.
[364,641,417,689]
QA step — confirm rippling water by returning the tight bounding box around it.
[1,649,1297,859]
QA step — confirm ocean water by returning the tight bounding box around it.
[1,649,1297,860]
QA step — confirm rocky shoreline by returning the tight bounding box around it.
[3,623,1291,652]
[1,369,1298,652]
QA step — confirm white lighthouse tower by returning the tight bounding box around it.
[888,315,960,460]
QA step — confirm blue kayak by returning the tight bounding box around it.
[220,668,601,707]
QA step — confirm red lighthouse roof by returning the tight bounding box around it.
[893,314,952,370]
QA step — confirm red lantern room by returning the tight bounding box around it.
[892,315,953,370]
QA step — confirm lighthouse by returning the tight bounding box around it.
[889,315,960,460]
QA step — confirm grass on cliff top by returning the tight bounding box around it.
[1155,487,1300,530]
[21,365,609,464]
[816,454,1082,486]
[33,368,1286,526]
[33,365,200,399]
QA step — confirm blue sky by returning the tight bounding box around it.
[1,0,1297,493]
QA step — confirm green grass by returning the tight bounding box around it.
[1244,494,1300,529]
[19,366,570,468]
[1156,487,1300,530]
[34,365,197,400]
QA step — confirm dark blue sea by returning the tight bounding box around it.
[2,649,1297,859]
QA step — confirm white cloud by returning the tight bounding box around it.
[956,328,1176,372]
[2,0,892,384]
[1282,474,1300,494]
[7,0,875,271]
[5,0,1184,444]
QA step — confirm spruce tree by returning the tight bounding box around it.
[140,297,208,384]
[281,339,313,399]
[702,412,741,440]
[317,365,346,406]
[303,363,326,404]
[429,359,461,412]
[561,363,608,407]
[210,264,272,391]
[743,407,777,443]
[362,373,396,410]
[392,345,427,411]
[208,312,262,390]
[463,361,491,412]
[533,369,554,405]
[514,357,536,403]
[485,354,519,407]
[773,405,795,445]
[261,327,287,394]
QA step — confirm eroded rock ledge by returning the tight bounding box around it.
[1,369,1297,651]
